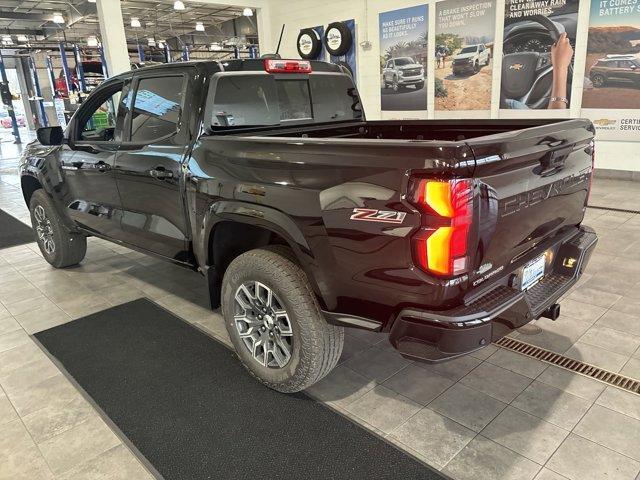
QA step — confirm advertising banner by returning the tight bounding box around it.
[435,0,495,111]
[500,0,579,111]
[582,1,640,141]
[379,5,428,111]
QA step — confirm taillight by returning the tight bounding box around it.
[409,178,473,276]
[264,59,312,73]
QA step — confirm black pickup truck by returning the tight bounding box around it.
[20,58,597,392]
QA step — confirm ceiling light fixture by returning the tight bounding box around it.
[195,21,204,31]
[173,1,185,10]
[210,42,222,51]
[17,34,28,42]
[87,0,96,3]
[87,36,98,47]
[147,37,156,47]
[52,12,65,24]
[242,7,253,16]
[131,17,141,28]
[1,35,13,45]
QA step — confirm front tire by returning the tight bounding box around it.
[222,246,344,393]
[592,74,605,88]
[29,190,86,268]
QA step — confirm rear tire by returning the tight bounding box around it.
[29,190,86,268]
[221,246,344,393]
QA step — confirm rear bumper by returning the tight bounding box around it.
[388,226,597,362]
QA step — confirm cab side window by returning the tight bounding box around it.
[129,76,185,143]
[78,82,126,142]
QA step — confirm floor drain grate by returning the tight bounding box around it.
[494,337,640,395]
[587,205,640,215]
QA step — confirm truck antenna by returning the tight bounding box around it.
[275,24,285,56]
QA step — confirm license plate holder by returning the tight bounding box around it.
[521,254,546,291]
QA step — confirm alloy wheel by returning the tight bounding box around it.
[233,281,293,369]
[34,205,55,255]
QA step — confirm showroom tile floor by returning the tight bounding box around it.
[1,143,639,480]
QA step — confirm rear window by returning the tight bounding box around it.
[211,74,362,129]
[209,73,361,130]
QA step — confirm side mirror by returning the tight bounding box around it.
[631,65,637,70]
[36,126,64,146]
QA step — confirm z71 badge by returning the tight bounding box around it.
[350,208,406,224]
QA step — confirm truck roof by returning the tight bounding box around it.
[109,58,343,79]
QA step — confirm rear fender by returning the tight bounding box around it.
[198,200,332,309]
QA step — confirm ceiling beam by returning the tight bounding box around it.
[0,12,55,22]
[0,27,45,36]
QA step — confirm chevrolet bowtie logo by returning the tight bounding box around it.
[509,63,525,71]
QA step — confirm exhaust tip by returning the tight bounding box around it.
[541,303,561,321]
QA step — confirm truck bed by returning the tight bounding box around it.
[219,119,584,142]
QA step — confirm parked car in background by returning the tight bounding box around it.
[589,55,640,88]
[55,61,104,98]
[382,57,425,91]
[23,59,597,393]
[452,44,490,75]
[1,114,26,128]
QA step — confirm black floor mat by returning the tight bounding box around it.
[35,299,446,480]
[0,209,34,248]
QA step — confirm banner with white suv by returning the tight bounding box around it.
[379,5,428,111]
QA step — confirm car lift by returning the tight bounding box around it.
[27,56,48,127]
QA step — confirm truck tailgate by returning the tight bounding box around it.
[465,119,594,285]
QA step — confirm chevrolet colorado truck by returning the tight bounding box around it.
[20,59,597,393]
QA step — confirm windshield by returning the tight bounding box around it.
[394,58,414,66]
[459,46,478,54]
[209,73,362,130]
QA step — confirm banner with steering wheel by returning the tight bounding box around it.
[500,0,579,111]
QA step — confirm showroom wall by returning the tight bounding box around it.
[267,0,640,173]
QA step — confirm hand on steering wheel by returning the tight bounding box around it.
[501,15,571,109]
[551,32,573,71]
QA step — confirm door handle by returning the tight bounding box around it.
[149,167,174,179]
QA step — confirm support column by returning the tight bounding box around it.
[95,0,130,77]
[256,6,272,56]
[15,59,36,130]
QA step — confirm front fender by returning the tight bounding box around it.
[19,144,78,232]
